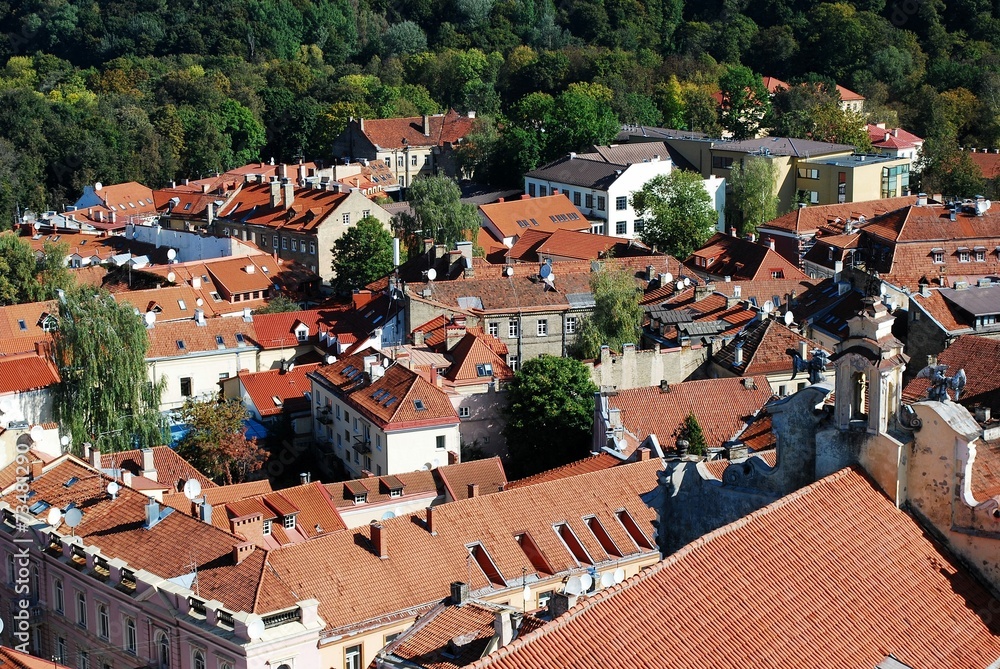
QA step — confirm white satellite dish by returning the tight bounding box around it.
[107,481,120,499]
[144,311,156,327]
[0,398,12,414]
[325,355,336,364]
[246,616,265,641]
[393,507,403,517]
[426,268,437,282]
[762,301,773,314]
[183,479,202,501]
[46,507,63,526]
[683,277,691,287]
[565,576,584,596]
[675,281,684,291]
[60,435,70,447]
[613,568,626,583]
[94,182,103,191]
[783,310,794,326]
[0,615,4,635]
[663,272,673,283]
[579,573,593,592]
[29,425,44,442]
[600,572,615,588]
[432,457,441,468]
[504,266,514,277]
[195,298,203,307]
[64,507,83,528]
[166,271,176,283]
[522,584,532,601]
[166,248,177,260]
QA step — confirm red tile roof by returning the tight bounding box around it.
[325,469,439,509]
[714,318,828,376]
[0,300,58,355]
[467,467,1000,669]
[759,196,917,235]
[701,448,776,478]
[436,457,507,501]
[836,84,864,101]
[0,352,60,393]
[866,123,923,149]
[902,335,1000,406]
[505,453,622,490]
[236,362,320,417]
[967,149,1000,179]
[0,646,73,669]
[101,446,216,493]
[479,194,590,241]
[360,110,475,150]
[685,233,807,281]
[443,333,514,385]
[145,315,258,359]
[973,438,1000,500]
[217,183,349,232]
[162,479,273,513]
[536,228,655,261]
[504,228,551,262]
[608,376,774,450]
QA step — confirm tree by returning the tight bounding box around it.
[176,396,266,485]
[503,355,598,477]
[718,65,770,141]
[572,263,644,360]
[253,294,301,315]
[53,288,165,453]
[34,239,72,301]
[397,175,479,255]
[0,233,39,305]
[382,21,427,57]
[331,215,394,293]
[631,170,717,259]
[676,412,706,456]
[729,157,779,236]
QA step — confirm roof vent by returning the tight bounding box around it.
[742,377,756,390]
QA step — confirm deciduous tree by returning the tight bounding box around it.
[572,262,644,360]
[396,175,479,255]
[729,157,779,236]
[0,233,39,305]
[176,396,267,485]
[718,65,770,141]
[631,169,717,259]
[331,215,394,293]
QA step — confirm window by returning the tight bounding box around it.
[488,321,498,337]
[281,238,288,250]
[411,154,418,166]
[262,519,272,535]
[770,269,784,279]
[508,355,519,371]
[976,248,986,261]
[156,632,169,669]
[193,651,206,669]
[596,196,606,211]
[309,242,316,255]
[615,196,628,210]
[384,157,391,166]
[376,434,382,451]
[476,363,493,377]
[345,644,363,669]
[797,168,820,179]
[809,191,820,204]
[585,193,594,209]
[221,663,234,669]
[283,514,296,529]
[396,156,404,167]
[537,590,555,608]
[634,218,645,233]
[573,192,581,206]
[528,183,536,197]
[711,156,734,169]
[539,185,547,196]
[385,632,401,645]
[508,320,519,338]
[273,235,279,248]
[54,578,64,613]
[615,221,627,235]
[459,406,470,418]
[78,651,89,669]
[180,377,192,397]
[98,603,109,639]
[55,637,66,663]
[291,239,298,251]
[554,523,592,565]
[932,250,944,263]
[76,592,87,627]
[423,155,430,166]
[436,435,446,450]
[343,213,351,225]
[261,235,267,247]
[838,171,847,203]
[959,250,970,262]
[566,316,577,334]
[537,319,548,336]
[297,328,308,342]
[124,617,136,654]
[778,384,787,396]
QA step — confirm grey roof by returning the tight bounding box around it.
[459,182,522,206]
[711,136,856,158]
[525,156,624,190]
[941,285,1000,316]
[646,308,694,324]
[578,142,696,172]
[616,126,709,142]
[566,292,596,309]
[678,321,727,336]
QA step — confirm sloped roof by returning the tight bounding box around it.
[536,228,654,261]
[443,333,514,385]
[714,319,828,376]
[217,183,349,232]
[505,453,622,490]
[866,124,923,149]
[685,233,807,281]
[101,446,216,493]
[162,480,273,512]
[436,457,507,501]
[466,467,1000,669]
[325,469,439,509]
[359,110,475,150]
[909,288,969,333]
[837,84,865,101]
[525,155,624,190]
[145,315,258,359]
[967,149,1000,179]
[479,194,589,240]
[902,335,1000,407]
[0,353,60,394]
[237,362,320,417]
[760,196,917,235]
[608,377,774,450]
[0,300,58,356]
[0,646,73,669]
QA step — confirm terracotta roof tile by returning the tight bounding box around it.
[443,333,514,385]
[759,196,917,235]
[536,228,655,261]
[0,353,60,393]
[162,479,273,513]
[217,183,349,232]
[968,150,1000,179]
[505,453,622,490]
[436,457,507,501]
[467,467,1000,669]
[504,228,552,262]
[101,446,216,493]
[145,315,258,359]
[0,300,58,356]
[359,110,475,150]
[326,469,439,509]
[685,233,807,281]
[608,377,774,450]
[236,363,320,417]
[909,289,969,333]
[0,646,73,669]
[479,194,589,241]
[902,335,1000,407]
[701,449,776,478]
[714,319,829,376]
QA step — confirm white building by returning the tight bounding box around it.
[524,142,726,239]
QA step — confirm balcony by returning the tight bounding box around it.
[352,437,372,454]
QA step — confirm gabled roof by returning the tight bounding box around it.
[685,233,807,282]
[836,84,865,101]
[535,228,655,261]
[436,457,507,501]
[101,446,216,493]
[237,362,321,417]
[967,149,1000,179]
[466,468,1000,669]
[866,124,923,149]
[479,194,589,240]
[608,376,774,450]
[216,183,349,232]
[359,110,475,150]
[505,453,622,490]
[325,469,439,509]
[145,315,258,359]
[902,335,1000,408]
[443,333,514,385]
[162,480,273,511]
[0,300,58,355]
[251,306,347,349]
[525,155,625,190]
[714,318,829,376]
[0,353,60,394]
[759,196,917,235]
[908,287,970,333]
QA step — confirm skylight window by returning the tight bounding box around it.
[63,477,79,488]
[183,203,192,211]
[28,500,50,515]
[18,320,27,331]
[178,300,187,311]
[476,363,493,377]
[384,396,398,408]
[372,389,387,401]
[272,396,282,406]
[176,340,186,350]
[413,399,426,411]
[215,335,225,348]
[235,333,246,346]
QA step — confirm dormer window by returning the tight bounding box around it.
[354,493,367,504]
[295,324,309,341]
[283,514,296,529]
[931,248,944,263]
[262,519,272,535]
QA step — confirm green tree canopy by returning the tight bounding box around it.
[176,396,267,485]
[0,233,39,305]
[631,169,717,259]
[729,157,779,236]
[502,355,598,478]
[252,293,302,314]
[331,215,395,293]
[572,263,644,360]
[677,411,707,456]
[396,175,479,255]
[718,65,771,141]
[53,288,165,453]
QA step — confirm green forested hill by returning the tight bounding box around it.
[0,0,998,225]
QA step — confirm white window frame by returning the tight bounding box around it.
[566,317,577,334]
[97,603,110,639]
[124,616,137,654]
[508,320,519,339]
[488,321,498,337]
[459,406,470,418]
[537,319,548,336]
[343,213,351,225]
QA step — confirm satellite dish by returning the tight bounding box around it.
[522,584,532,601]
[246,616,265,641]
[539,263,552,279]
[381,510,396,520]
[675,281,684,291]
[0,398,12,414]
[683,277,691,287]
[613,568,625,583]
[0,615,4,635]
[600,572,615,588]
[424,462,433,471]
[432,457,441,468]
[426,268,437,282]
[46,507,62,526]
[107,481,120,498]
[325,355,336,364]
[195,298,203,307]
[579,573,593,592]
[783,310,794,326]
[663,272,673,283]
[64,507,83,528]
[166,271,176,283]
[565,576,584,596]
[94,182,103,191]
[183,479,202,501]
[29,425,44,442]
[393,507,403,516]
[504,266,514,277]
[144,312,157,326]
[166,248,177,260]
[60,435,70,447]
[762,301,774,314]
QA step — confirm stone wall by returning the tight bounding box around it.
[585,343,708,391]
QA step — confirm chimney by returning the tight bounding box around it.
[424,238,434,254]
[548,592,577,618]
[89,446,101,468]
[144,500,160,529]
[206,202,215,225]
[884,132,891,143]
[450,581,470,605]
[370,521,388,559]
[497,197,504,203]
[277,164,288,180]
[194,309,206,325]
[422,115,430,136]
[425,506,437,535]
[733,342,743,366]
[270,180,281,208]
[122,471,133,487]
[494,610,514,647]
[282,182,294,210]
[200,502,212,524]
[916,192,928,207]
[413,329,425,347]
[645,265,654,281]
[768,238,775,251]
[467,110,476,118]
[467,483,479,498]
[359,117,365,132]
[299,472,311,485]
[30,460,43,480]
[140,448,157,481]
[637,447,651,461]
[232,541,255,565]
[520,194,530,200]
[191,276,202,290]
[798,340,808,359]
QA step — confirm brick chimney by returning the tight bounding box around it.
[89,446,101,468]
[425,506,437,535]
[30,460,43,480]
[282,181,295,210]
[270,180,281,208]
[637,447,651,461]
[467,483,479,498]
[232,541,256,565]
[370,521,388,559]
[422,115,430,137]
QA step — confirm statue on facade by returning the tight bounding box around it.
[915,364,967,402]
[790,348,831,384]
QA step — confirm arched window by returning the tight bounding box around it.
[220,663,233,669]
[97,603,110,639]
[192,649,205,669]
[156,631,169,668]
[123,617,137,654]
[76,591,87,627]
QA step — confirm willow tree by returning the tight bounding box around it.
[53,288,165,453]
[572,263,644,359]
